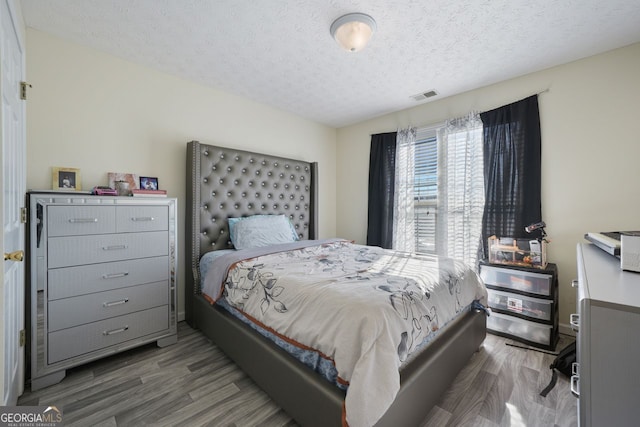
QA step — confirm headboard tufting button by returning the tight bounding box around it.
[227,191,232,197]
[295,166,300,170]
[262,160,267,165]
[250,158,254,163]
[248,181,254,187]
[203,178,208,183]
[212,191,216,196]
[267,194,272,199]
[290,195,295,200]
[279,194,284,199]
[203,204,209,209]
[285,164,290,169]
[204,150,209,156]
[227,166,232,172]
[248,203,253,209]
[280,173,284,178]
[220,154,225,159]
[235,156,240,161]
[290,175,295,180]
[219,179,224,184]
[242,168,247,173]
[268,172,272,176]
[220,204,225,209]
[212,165,217,171]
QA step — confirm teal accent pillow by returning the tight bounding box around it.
[228,215,298,249]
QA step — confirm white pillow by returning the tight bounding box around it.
[228,215,298,250]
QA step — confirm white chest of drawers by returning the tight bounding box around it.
[27,193,178,390]
[573,243,640,426]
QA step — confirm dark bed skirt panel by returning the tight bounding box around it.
[192,295,486,427]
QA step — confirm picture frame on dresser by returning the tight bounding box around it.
[140,176,159,190]
[51,167,81,191]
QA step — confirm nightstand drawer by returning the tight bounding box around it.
[487,289,553,322]
[481,265,552,297]
[487,311,553,346]
[48,281,168,331]
[116,206,168,233]
[48,305,168,364]
[48,231,168,268]
[48,256,169,300]
[48,206,116,236]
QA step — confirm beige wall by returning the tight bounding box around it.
[336,42,640,333]
[26,29,337,319]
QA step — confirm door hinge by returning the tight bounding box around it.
[20,207,27,224]
[19,329,25,347]
[20,81,32,100]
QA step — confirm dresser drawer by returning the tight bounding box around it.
[487,311,553,346]
[48,206,116,237]
[116,206,168,233]
[48,281,168,331]
[48,305,168,364]
[481,265,552,297]
[48,231,168,268]
[48,256,169,300]
[487,288,553,322]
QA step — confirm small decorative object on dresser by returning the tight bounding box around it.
[26,192,178,390]
[51,166,81,191]
[107,172,139,195]
[139,176,159,190]
[480,261,559,350]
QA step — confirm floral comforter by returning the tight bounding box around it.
[202,239,487,427]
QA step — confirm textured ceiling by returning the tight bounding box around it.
[21,0,640,128]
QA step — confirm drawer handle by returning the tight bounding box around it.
[102,244,128,251]
[570,313,580,331]
[69,218,98,223]
[103,325,129,336]
[571,279,579,288]
[570,374,580,398]
[103,298,129,307]
[131,217,155,222]
[102,272,129,279]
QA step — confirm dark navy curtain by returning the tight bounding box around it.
[366,132,397,248]
[479,95,542,259]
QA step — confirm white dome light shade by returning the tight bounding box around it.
[330,13,376,52]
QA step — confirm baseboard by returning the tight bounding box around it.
[558,322,575,337]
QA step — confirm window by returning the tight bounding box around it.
[413,128,438,254]
[406,117,484,266]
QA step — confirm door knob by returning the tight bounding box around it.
[4,250,24,262]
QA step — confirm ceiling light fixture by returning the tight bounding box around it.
[330,13,376,52]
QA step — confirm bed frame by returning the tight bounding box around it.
[185,140,486,426]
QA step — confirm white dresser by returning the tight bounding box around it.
[27,193,178,390]
[574,243,640,426]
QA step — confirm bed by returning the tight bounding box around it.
[185,140,487,426]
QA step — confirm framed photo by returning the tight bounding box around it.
[52,167,81,191]
[140,176,159,190]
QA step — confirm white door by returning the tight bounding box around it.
[1,0,26,406]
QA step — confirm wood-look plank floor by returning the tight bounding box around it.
[18,322,576,426]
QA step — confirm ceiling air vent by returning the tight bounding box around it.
[411,90,438,101]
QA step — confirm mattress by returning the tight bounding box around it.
[199,239,487,427]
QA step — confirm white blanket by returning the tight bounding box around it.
[204,240,487,427]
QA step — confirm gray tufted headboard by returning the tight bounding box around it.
[185,141,318,317]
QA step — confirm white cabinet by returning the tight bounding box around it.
[27,193,178,390]
[574,243,640,426]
